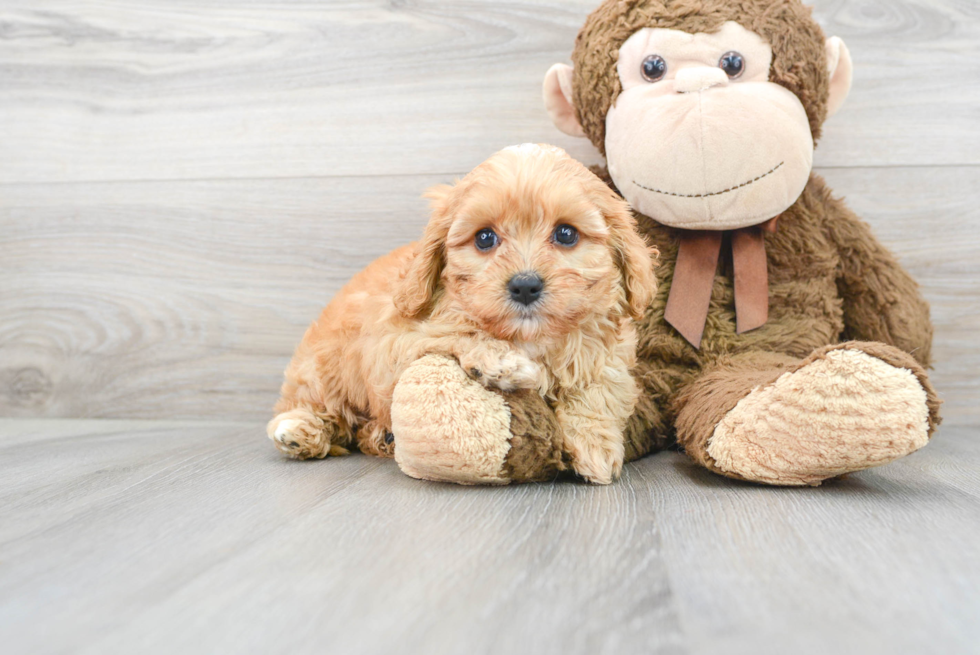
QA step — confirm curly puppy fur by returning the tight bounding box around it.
[268,145,657,484]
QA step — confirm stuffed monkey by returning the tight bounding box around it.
[390,0,941,486]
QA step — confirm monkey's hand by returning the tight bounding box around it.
[822,181,934,366]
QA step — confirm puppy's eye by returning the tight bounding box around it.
[553,224,579,247]
[641,55,667,83]
[719,51,745,79]
[475,228,499,251]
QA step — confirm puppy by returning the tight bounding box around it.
[268,144,656,483]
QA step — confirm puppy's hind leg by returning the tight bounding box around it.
[268,406,354,459]
[357,419,396,459]
[269,321,358,459]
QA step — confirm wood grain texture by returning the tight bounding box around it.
[0,0,978,185]
[641,424,980,655]
[0,174,441,420]
[1,418,977,654]
[0,419,686,655]
[2,166,977,423]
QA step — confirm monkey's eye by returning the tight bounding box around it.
[641,55,667,83]
[552,224,579,247]
[719,51,745,79]
[475,228,499,251]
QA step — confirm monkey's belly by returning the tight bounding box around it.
[639,272,845,365]
[703,273,844,359]
[636,206,846,365]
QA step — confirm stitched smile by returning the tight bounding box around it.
[632,161,785,199]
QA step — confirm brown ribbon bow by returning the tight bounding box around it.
[664,218,778,348]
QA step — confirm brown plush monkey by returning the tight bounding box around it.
[390,0,941,486]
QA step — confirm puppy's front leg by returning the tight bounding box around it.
[457,341,546,394]
[555,367,638,485]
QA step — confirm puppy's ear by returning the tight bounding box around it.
[393,184,455,318]
[599,191,657,320]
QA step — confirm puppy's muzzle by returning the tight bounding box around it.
[508,272,544,307]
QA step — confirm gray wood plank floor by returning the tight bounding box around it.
[1,419,978,655]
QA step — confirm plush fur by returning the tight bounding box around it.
[268,145,657,484]
[614,171,942,478]
[572,0,830,153]
[392,354,567,485]
[388,0,941,487]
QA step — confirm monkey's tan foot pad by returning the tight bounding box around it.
[707,347,932,486]
[391,355,564,485]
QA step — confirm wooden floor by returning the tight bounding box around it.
[2,0,979,653]
[2,419,979,655]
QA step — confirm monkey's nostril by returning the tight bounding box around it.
[508,273,544,306]
[675,66,729,93]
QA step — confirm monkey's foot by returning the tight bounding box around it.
[391,355,564,485]
[706,344,934,486]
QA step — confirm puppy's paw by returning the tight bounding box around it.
[267,410,349,460]
[358,420,396,459]
[460,348,544,393]
[567,441,624,485]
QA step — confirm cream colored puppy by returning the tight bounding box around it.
[268,144,656,483]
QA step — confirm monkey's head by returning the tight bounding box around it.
[543,0,853,230]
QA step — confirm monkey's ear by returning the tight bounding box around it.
[825,37,853,118]
[393,185,455,318]
[543,64,586,138]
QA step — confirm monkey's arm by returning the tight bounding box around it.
[816,179,933,367]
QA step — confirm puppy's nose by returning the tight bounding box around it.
[508,273,544,306]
